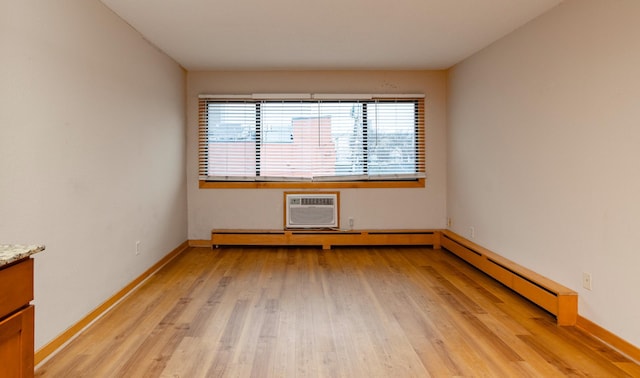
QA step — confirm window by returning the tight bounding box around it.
[198,94,425,188]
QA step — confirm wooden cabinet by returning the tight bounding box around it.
[0,258,35,378]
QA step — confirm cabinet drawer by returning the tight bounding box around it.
[0,258,33,318]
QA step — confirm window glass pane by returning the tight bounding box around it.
[318,102,365,177]
[337,103,364,176]
[367,102,417,175]
[206,102,256,177]
[260,102,317,178]
[260,102,364,178]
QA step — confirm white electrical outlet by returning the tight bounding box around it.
[582,272,592,290]
[469,226,475,239]
[136,241,141,255]
[348,217,354,229]
[447,218,453,228]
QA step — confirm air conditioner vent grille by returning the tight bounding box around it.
[285,192,339,229]
[296,197,334,206]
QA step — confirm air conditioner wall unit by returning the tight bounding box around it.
[284,192,339,229]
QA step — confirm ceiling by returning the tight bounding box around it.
[99,0,563,71]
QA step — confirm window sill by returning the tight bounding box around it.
[198,178,425,189]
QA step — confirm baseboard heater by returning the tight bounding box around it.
[439,230,577,326]
[211,229,438,250]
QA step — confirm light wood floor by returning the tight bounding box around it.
[36,246,640,377]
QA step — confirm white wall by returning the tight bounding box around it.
[186,71,448,238]
[0,1,187,349]
[448,0,640,346]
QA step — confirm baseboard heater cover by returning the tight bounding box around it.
[211,229,438,250]
[440,230,577,326]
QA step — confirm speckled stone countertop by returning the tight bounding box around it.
[0,244,45,267]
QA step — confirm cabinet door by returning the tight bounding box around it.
[0,306,34,378]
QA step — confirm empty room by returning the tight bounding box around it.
[2,0,639,376]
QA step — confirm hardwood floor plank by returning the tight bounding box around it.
[528,317,636,377]
[518,333,588,376]
[36,246,639,377]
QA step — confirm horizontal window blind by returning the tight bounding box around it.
[198,96,425,183]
